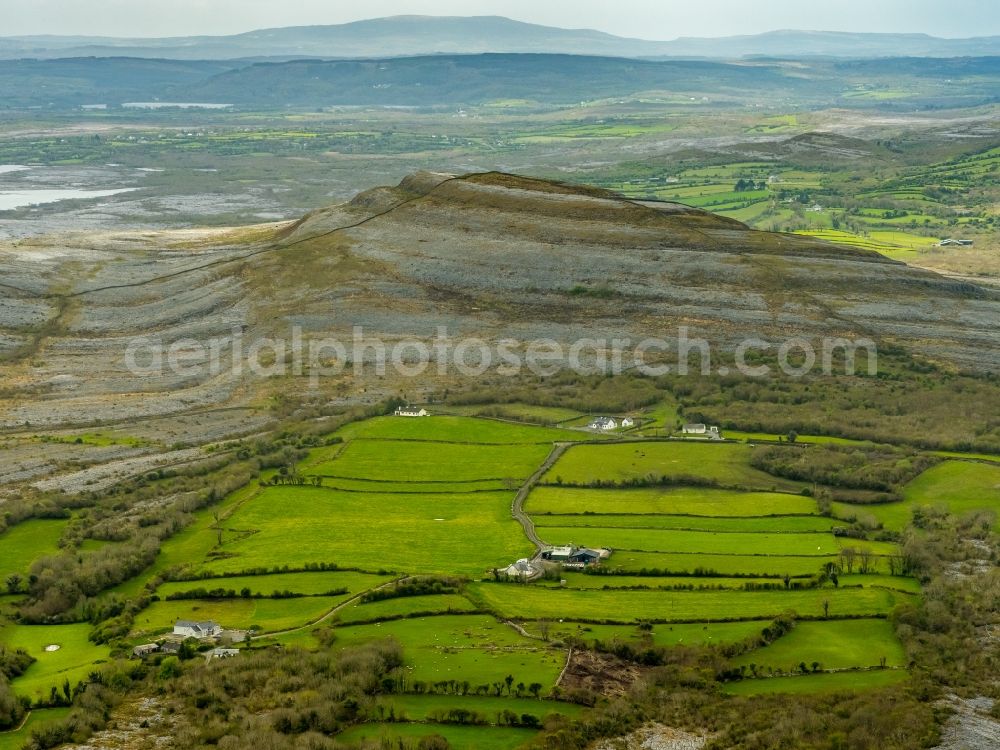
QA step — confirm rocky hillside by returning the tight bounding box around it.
[0,171,998,431]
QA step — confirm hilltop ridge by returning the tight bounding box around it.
[0,170,997,429]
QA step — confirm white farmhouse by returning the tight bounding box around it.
[173,620,222,639]
[682,423,721,439]
[395,406,429,417]
[588,416,618,431]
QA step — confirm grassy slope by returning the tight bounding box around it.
[469,584,908,623]
[544,442,800,489]
[3,623,111,701]
[527,486,818,516]
[0,520,67,582]
[210,487,530,575]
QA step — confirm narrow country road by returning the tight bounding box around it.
[512,441,570,556]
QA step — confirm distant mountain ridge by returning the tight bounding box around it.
[1,15,999,61]
[3,53,998,110]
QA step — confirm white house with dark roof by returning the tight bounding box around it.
[395,406,429,417]
[682,423,721,439]
[588,416,618,431]
[173,620,222,639]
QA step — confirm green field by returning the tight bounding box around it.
[133,595,348,635]
[310,440,552,482]
[527,486,818,516]
[0,520,68,583]
[332,615,565,692]
[206,487,530,575]
[536,527,867,557]
[722,668,909,695]
[521,619,772,648]
[335,415,578,443]
[733,619,906,673]
[469,584,908,623]
[335,594,479,624]
[601,550,842,576]
[535,575,780,591]
[837,461,1000,530]
[0,708,71,750]
[3,623,111,701]
[534,513,833,533]
[336,722,537,750]
[544,442,799,489]
[156,570,392,598]
[377,693,585,722]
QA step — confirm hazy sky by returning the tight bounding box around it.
[3,0,996,39]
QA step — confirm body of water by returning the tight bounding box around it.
[0,188,136,211]
[121,102,232,109]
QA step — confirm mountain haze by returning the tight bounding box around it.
[1,15,999,61]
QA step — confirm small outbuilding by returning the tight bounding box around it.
[132,643,160,659]
[207,648,240,660]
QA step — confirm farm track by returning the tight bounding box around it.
[513,442,571,554]
[261,575,412,638]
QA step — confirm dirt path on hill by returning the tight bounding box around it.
[512,441,571,554]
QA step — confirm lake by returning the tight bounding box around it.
[0,188,137,211]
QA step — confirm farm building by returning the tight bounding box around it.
[540,545,611,566]
[588,416,618,431]
[395,406,429,417]
[621,417,635,428]
[174,620,222,639]
[501,558,542,580]
[937,238,973,247]
[207,648,240,660]
[682,423,721,439]
[132,643,159,658]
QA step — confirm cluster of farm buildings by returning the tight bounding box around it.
[132,620,242,660]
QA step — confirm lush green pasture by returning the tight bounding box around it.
[521,619,771,648]
[722,668,908,695]
[311,440,551,482]
[335,415,577,443]
[156,570,392,598]
[722,430,872,447]
[535,575,780,591]
[112,481,261,595]
[534,513,832,533]
[527,486,817,516]
[888,461,1000,529]
[544,442,798,489]
[733,619,905,673]
[132,595,345,635]
[838,575,921,594]
[0,708,71,750]
[336,594,478,624]
[332,615,564,691]
[313,477,508,493]
[207,487,530,575]
[337,722,537,750]
[450,403,584,425]
[537,527,848,556]
[0,520,67,582]
[378,693,584,722]
[3,623,111,701]
[469,584,907,623]
[604,550,838,576]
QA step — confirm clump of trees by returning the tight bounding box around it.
[750,443,937,495]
